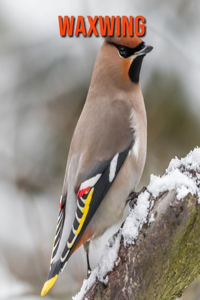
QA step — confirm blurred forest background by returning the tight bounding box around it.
[0,0,200,299]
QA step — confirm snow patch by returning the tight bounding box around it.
[73,232,121,300]
[123,147,200,245]
[115,257,121,266]
[123,191,150,245]
[149,213,155,223]
[148,147,200,201]
[148,169,197,200]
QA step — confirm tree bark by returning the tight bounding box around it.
[84,170,200,299]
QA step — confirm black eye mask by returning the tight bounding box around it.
[108,41,145,58]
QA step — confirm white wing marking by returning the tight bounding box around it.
[109,153,119,182]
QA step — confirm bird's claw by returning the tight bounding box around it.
[126,186,147,208]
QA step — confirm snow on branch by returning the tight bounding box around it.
[73,148,200,300]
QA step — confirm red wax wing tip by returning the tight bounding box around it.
[60,203,62,210]
[77,186,90,198]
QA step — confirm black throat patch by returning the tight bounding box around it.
[129,55,144,83]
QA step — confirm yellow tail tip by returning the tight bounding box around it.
[41,275,58,297]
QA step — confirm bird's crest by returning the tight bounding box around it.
[105,34,143,49]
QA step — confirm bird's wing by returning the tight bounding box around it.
[58,99,135,266]
[42,100,135,294]
[60,142,133,266]
[50,194,66,265]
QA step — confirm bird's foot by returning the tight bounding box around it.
[126,186,147,208]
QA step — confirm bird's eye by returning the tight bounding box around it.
[118,46,128,58]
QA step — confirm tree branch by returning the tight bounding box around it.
[73,148,200,300]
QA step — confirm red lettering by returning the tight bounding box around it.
[135,16,146,37]
[58,15,147,38]
[116,16,121,37]
[75,16,87,37]
[87,16,99,36]
[99,16,115,37]
[122,16,134,37]
[58,16,74,37]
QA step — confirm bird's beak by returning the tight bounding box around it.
[135,44,153,56]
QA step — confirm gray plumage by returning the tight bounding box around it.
[41,35,152,297]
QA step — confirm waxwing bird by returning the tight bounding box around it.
[41,34,153,296]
